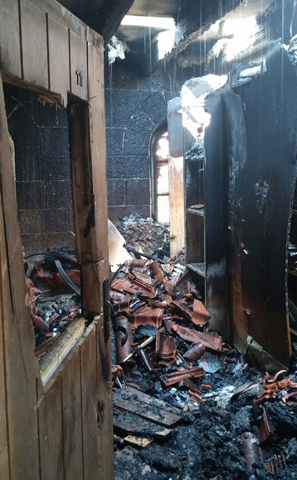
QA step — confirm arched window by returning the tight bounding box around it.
[151,122,169,224]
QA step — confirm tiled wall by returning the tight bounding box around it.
[105,62,181,225]
[4,86,75,255]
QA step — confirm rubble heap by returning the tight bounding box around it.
[110,258,297,480]
[117,212,169,256]
[25,248,81,351]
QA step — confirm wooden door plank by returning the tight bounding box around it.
[48,15,70,106]
[113,387,181,427]
[0,181,10,480]
[70,31,87,100]
[0,73,39,480]
[38,378,64,480]
[61,348,83,480]
[80,324,100,480]
[115,386,181,415]
[0,0,22,77]
[88,42,109,277]
[20,0,48,88]
[113,407,172,440]
[96,318,114,480]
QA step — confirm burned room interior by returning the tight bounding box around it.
[2,0,297,479]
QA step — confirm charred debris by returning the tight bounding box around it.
[111,248,297,480]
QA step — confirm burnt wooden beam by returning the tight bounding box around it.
[81,0,135,42]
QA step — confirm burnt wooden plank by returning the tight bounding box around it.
[113,407,172,440]
[20,0,48,88]
[113,387,181,427]
[234,48,294,365]
[0,0,22,77]
[38,378,64,480]
[61,348,84,480]
[48,15,70,106]
[68,99,101,265]
[116,386,181,415]
[0,73,39,480]
[96,316,114,480]
[80,324,100,480]
[0,180,10,480]
[70,31,87,100]
[88,42,109,276]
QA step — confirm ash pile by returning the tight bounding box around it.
[117,212,169,258]
[111,258,297,480]
[25,247,82,358]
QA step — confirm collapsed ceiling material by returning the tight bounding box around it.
[110,256,297,479]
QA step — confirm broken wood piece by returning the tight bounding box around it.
[124,435,152,449]
[39,317,85,385]
[258,407,274,446]
[171,323,222,351]
[113,386,181,427]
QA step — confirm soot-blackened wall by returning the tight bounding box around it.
[105,61,185,224]
[4,86,75,255]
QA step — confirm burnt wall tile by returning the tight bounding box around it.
[140,92,167,126]
[47,232,76,250]
[107,180,125,206]
[39,156,71,181]
[108,205,150,225]
[45,209,69,233]
[42,128,70,157]
[125,179,150,206]
[106,128,125,155]
[15,157,28,182]
[44,180,72,209]
[16,181,44,210]
[111,90,150,129]
[18,210,32,235]
[123,129,150,155]
[126,110,155,134]
[35,102,58,127]
[107,155,150,179]
[21,233,47,256]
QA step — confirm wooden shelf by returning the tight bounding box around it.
[290,326,297,337]
[187,262,205,277]
[289,269,297,277]
[292,209,297,215]
[186,207,204,217]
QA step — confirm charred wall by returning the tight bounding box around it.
[105,60,196,224]
[4,86,75,255]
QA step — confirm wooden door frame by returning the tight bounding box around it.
[0,0,112,478]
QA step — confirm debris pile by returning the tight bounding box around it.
[117,212,169,257]
[111,258,297,479]
[25,248,81,354]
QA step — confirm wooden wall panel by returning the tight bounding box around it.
[80,324,100,480]
[0,171,10,480]
[0,73,39,480]
[0,0,22,78]
[38,378,64,480]
[20,0,48,88]
[70,31,88,100]
[88,42,113,479]
[88,42,109,274]
[48,15,70,105]
[62,349,84,480]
